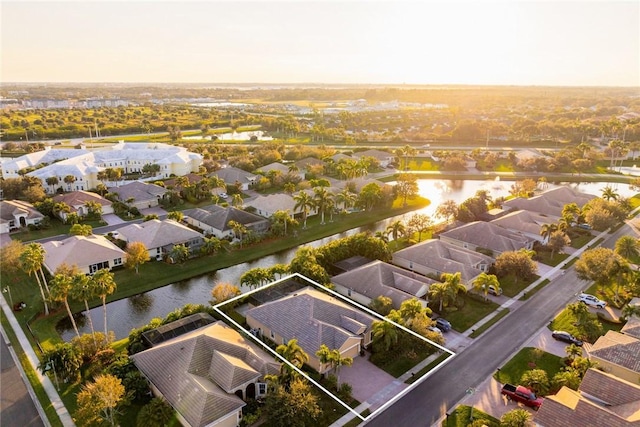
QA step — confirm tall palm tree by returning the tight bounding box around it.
[70,272,97,343]
[50,273,81,338]
[615,235,639,260]
[91,269,117,336]
[441,272,467,306]
[329,348,353,385]
[313,186,333,225]
[231,193,243,208]
[386,220,406,241]
[427,282,449,312]
[601,186,619,201]
[372,320,398,352]
[540,223,558,244]
[46,176,59,193]
[200,236,223,256]
[63,175,76,191]
[472,272,500,301]
[227,220,247,246]
[293,191,315,229]
[19,243,49,315]
[335,188,356,211]
[276,339,309,383]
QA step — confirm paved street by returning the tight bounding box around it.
[366,221,636,427]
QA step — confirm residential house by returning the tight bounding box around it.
[114,219,204,260]
[132,319,280,427]
[352,149,395,167]
[329,153,352,163]
[52,191,113,222]
[107,181,167,210]
[244,193,316,220]
[41,235,125,275]
[439,221,534,256]
[490,210,558,244]
[331,260,434,309]
[620,314,640,340]
[211,167,258,191]
[182,205,269,239]
[0,200,45,234]
[335,177,391,193]
[245,287,375,374]
[294,157,324,174]
[533,368,640,427]
[585,330,640,384]
[503,186,595,218]
[392,239,494,285]
[255,162,305,180]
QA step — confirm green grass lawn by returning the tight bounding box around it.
[370,344,435,378]
[444,294,500,332]
[442,405,499,427]
[493,347,564,390]
[11,218,107,242]
[536,251,569,267]
[499,274,540,298]
[569,233,593,249]
[408,159,439,171]
[548,305,623,340]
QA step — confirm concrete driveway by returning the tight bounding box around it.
[101,213,125,226]
[339,354,406,407]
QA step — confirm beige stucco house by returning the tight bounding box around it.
[41,235,126,275]
[586,330,640,385]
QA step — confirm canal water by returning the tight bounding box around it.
[59,179,635,340]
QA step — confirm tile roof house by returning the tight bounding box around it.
[255,162,306,180]
[294,157,324,171]
[621,315,640,340]
[132,320,280,427]
[41,235,125,275]
[533,368,640,427]
[244,193,317,219]
[114,219,204,260]
[503,186,595,218]
[352,149,395,167]
[245,287,375,374]
[182,205,270,239]
[490,210,558,244]
[585,330,640,384]
[0,200,45,234]
[439,221,534,257]
[329,153,353,163]
[107,181,167,210]
[392,239,494,285]
[331,260,435,309]
[211,167,258,191]
[52,191,114,221]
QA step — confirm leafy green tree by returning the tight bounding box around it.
[547,230,571,258]
[264,377,321,427]
[551,369,582,392]
[39,342,81,384]
[200,236,223,256]
[75,374,126,426]
[358,182,383,211]
[495,250,538,283]
[372,320,398,352]
[520,369,550,396]
[70,223,92,236]
[395,173,419,206]
[435,199,459,222]
[136,397,174,427]
[499,408,532,427]
[167,210,184,222]
[369,295,393,316]
[125,242,150,273]
[271,210,298,237]
[406,213,432,242]
[288,246,330,284]
[210,282,241,304]
[169,244,190,264]
[575,247,624,291]
[0,240,24,276]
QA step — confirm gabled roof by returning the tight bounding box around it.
[621,316,640,340]
[490,209,556,236]
[440,221,532,254]
[0,200,44,223]
[52,191,112,210]
[393,239,494,283]
[503,186,595,218]
[588,330,640,374]
[42,235,125,273]
[108,181,167,202]
[245,193,299,215]
[332,260,435,309]
[115,219,203,249]
[352,149,394,160]
[212,167,257,184]
[330,153,352,162]
[164,173,204,189]
[182,205,267,232]
[255,162,290,174]
[335,177,390,192]
[245,287,375,355]
[294,157,324,169]
[533,368,640,427]
[132,321,279,427]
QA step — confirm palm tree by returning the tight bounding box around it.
[329,348,353,385]
[335,188,356,211]
[19,243,49,315]
[228,220,247,246]
[374,231,389,243]
[46,176,59,193]
[231,193,243,208]
[601,186,619,201]
[428,282,449,312]
[441,272,466,306]
[91,269,117,336]
[276,339,309,382]
[200,236,223,256]
[372,320,398,352]
[70,273,97,343]
[540,223,558,244]
[472,272,500,301]
[293,191,315,229]
[63,175,76,191]
[386,220,406,241]
[50,273,81,338]
[313,186,333,225]
[315,344,332,376]
[615,235,640,260]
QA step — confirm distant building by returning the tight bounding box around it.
[0,200,45,234]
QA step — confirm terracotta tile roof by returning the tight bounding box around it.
[0,200,44,223]
[52,191,112,211]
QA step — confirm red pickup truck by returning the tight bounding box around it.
[501,384,544,410]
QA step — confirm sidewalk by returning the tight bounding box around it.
[0,295,75,426]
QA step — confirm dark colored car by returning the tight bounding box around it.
[552,330,583,346]
[435,318,452,332]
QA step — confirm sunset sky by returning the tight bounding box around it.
[2,0,638,86]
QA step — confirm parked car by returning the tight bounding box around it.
[428,326,442,334]
[551,330,583,346]
[435,318,452,332]
[483,284,502,296]
[577,223,592,230]
[578,293,606,308]
[219,192,228,199]
[501,384,544,410]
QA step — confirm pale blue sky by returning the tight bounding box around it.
[2,1,638,86]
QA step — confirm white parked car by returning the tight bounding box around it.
[578,293,606,308]
[219,192,228,199]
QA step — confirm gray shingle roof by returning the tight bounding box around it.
[503,186,595,218]
[108,181,166,202]
[440,221,532,254]
[132,321,279,427]
[621,316,640,340]
[115,219,203,250]
[245,288,375,356]
[182,205,268,232]
[212,167,257,184]
[588,331,640,374]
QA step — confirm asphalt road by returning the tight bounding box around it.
[366,223,632,427]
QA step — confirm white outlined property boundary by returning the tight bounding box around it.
[213,273,456,424]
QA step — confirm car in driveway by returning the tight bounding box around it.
[435,318,452,332]
[219,192,229,199]
[483,284,502,296]
[551,330,583,346]
[578,293,606,308]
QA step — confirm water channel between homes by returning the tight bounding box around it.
[58,178,636,341]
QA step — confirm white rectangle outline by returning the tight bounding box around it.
[213,272,456,423]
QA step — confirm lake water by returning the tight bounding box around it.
[59,178,636,340]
